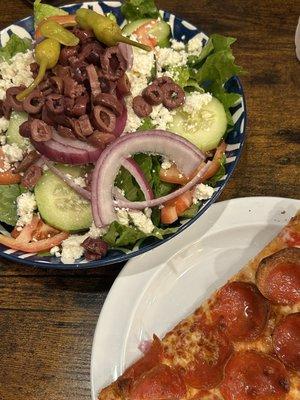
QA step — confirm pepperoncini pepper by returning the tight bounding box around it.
[75,9,151,52]
[16,38,61,101]
[40,20,79,46]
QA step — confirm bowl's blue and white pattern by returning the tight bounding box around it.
[0,1,246,269]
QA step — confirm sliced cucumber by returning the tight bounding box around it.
[6,111,29,150]
[35,164,92,232]
[168,97,227,152]
[122,18,171,48]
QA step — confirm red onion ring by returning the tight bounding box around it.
[44,160,91,201]
[121,158,154,201]
[118,43,134,70]
[91,130,207,227]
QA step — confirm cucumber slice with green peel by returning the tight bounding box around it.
[35,164,92,232]
[6,111,29,150]
[167,97,227,152]
[122,19,171,47]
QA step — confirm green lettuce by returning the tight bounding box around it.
[103,221,177,247]
[121,0,159,21]
[0,185,21,225]
[0,34,32,61]
[188,34,245,124]
[34,0,68,26]
[138,117,155,131]
[181,203,201,219]
[115,154,176,201]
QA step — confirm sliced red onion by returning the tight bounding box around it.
[116,161,211,210]
[31,137,102,165]
[114,99,127,137]
[296,17,300,61]
[91,130,207,227]
[45,160,91,201]
[118,43,133,70]
[121,158,154,201]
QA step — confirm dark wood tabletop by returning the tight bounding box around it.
[0,0,299,399]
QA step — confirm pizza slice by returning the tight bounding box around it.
[99,213,300,400]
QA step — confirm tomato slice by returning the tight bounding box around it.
[161,205,178,225]
[159,141,226,185]
[133,20,158,48]
[35,14,77,39]
[32,219,61,240]
[0,148,21,184]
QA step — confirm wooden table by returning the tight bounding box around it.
[0,1,299,399]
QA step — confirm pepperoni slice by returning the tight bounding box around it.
[210,281,270,341]
[256,248,300,305]
[123,335,163,380]
[182,323,233,390]
[130,364,186,400]
[273,313,300,371]
[220,351,290,400]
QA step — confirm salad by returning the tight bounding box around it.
[0,0,244,264]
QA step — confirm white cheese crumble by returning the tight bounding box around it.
[73,176,86,187]
[187,33,203,55]
[161,157,172,170]
[0,117,9,134]
[128,210,155,234]
[50,246,61,257]
[155,47,188,69]
[2,143,23,163]
[0,50,34,100]
[88,222,108,239]
[193,184,214,204]
[131,41,155,77]
[116,208,130,226]
[16,192,37,227]
[60,234,88,264]
[170,39,186,51]
[183,92,212,115]
[150,103,174,130]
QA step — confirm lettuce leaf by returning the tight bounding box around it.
[188,34,245,124]
[115,154,176,201]
[121,0,159,21]
[0,184,21,225]
[34,0,68,26]
[181,203,201,219]
[0,34,32,61]
[103,221,177,247]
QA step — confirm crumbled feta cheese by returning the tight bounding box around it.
[128,210,155,234]
[155,47,188,69]
[116,208,130,226]
[88,222,108,239]
[73,176,86,187]
[187,33,203,55]
[50,246,61,257]
[16,192,37,227]
[0,117,9,134]
[170,39,186,51]
[183,92,212,115]
[193,184,214,204]
[60,234,88,264]
[144,207,152,218]
[0,50,34,100]
[2,143,23,163]
[0,135,6,146]
[161,157,172,170]
[131,44,155,77]
[150,103,174,130]
[126,71,149,97]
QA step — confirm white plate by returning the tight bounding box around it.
[90,196,300,398]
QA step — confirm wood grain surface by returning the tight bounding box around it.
[0,0,299,399]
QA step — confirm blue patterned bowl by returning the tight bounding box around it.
[0,1,246,269]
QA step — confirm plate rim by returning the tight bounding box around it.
[90,195,300,398]
[0,1,247,269]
